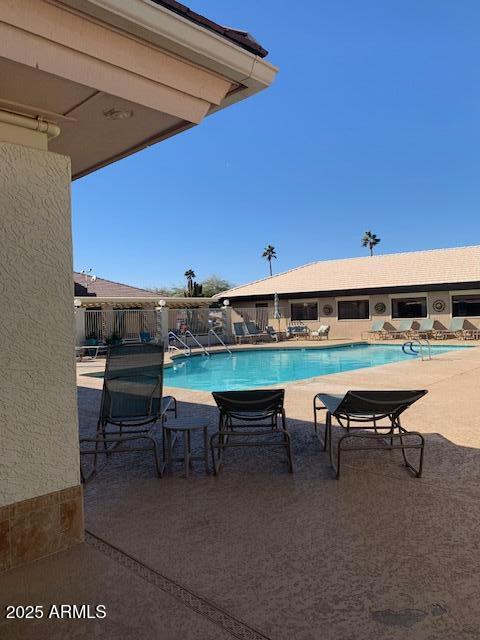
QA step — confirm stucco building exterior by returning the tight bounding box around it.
[217,246,480,339]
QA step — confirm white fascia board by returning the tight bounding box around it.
[57,0,278,89]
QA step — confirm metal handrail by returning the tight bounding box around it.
[402,338,431,361]
[182,330,210,356]
[167,331,191,356]
[208,328,232,354]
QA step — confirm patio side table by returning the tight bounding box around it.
[163,419,210,477]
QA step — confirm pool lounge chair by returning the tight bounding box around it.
[265,326,279,342]
[365,321,387,340]
[387,320,414,339]
[313,389,427,478]
[233,322,251,344]
[79,343,177,482]
[310,325,330,340]
[245,321,270,342]
[211,389,293,475]
[433,317,474,340]
[412,319,434,339]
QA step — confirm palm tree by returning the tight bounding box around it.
[262,244,277,276]
[184,269,196,296]
[361,231,381,256]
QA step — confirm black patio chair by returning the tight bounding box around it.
[313,390,427,478]
[80,343,177,482]
[211,389,293,474]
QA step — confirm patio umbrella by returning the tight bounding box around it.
[274,293,281,333]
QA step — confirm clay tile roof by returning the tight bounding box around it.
[217,245,480,299]
[150,0,268,58]
[73,273,152,298]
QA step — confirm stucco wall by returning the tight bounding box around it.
[0,142,80,506]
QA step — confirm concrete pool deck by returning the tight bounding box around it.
[2,340,480,639]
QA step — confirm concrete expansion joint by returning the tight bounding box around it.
[85,530,273,640]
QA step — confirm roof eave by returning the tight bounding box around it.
[58,0,277,96]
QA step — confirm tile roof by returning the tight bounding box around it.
[150,0,268,58]
[73,273,153,298]
[218,245,480,299]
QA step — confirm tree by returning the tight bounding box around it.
[262,244,277,276]
[361,230,381,256]
[201,275,234,298]
[184,269,196,296]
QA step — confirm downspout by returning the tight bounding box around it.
[0,110,61,140]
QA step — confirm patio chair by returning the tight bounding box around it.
[310,325,330,340]
[412,318,434,339]
[286,324,309,339]
[211,389,293,475]
[433,317,472,340]
[313,389,427,478]
[364,321,387,340]
[139,330,153,343]
[265,325,279,342]
[245,321,269,342]
[79,343,177,482]
[233,322,251,344]
[387,319,414,339]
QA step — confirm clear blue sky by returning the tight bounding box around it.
[72,0,480,289]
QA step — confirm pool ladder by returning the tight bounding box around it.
[207,328,232,355]
[168,331,210,357]
[402,338,432,361]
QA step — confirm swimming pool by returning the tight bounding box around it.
[164,343,466,391]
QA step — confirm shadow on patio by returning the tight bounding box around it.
[2,385,480,639]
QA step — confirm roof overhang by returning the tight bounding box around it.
[76,295,213,308]
[218,281,480,303]
[0,0,277,178]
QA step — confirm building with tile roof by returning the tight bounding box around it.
[216,245,480,339]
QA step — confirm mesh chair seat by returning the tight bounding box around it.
[211,389,293,474]
[314,389,427,478]
[80,343,177,482]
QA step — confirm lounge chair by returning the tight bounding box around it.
[245,321,270,342]
[387,320,414,339]
[265,325,279,342]
[310,325,330,340]
[313,389,427,478]
[433,317,473,340]
[412,318,434,339]
[286,324,309,339]
[364,321,387,340]
[79,343,177,482]
[233,322,251,344]
[211,389,293,474]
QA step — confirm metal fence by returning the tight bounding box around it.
[168,308,225,335]
[84,309,157,342]
[232,307,278,331]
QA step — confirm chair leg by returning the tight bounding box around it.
[203,426,209,473]
[147,435,163,478]
[183,431,189,478]
[210,433,220,475]
[282,430,294,473]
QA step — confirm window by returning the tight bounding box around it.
[291,302,318,321]
[392,297,427,318]
[452,295,480,317]
[337,300,369,320]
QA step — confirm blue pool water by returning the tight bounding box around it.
[164,344,467,391]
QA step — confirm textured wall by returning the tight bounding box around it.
[0,142,79,506]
